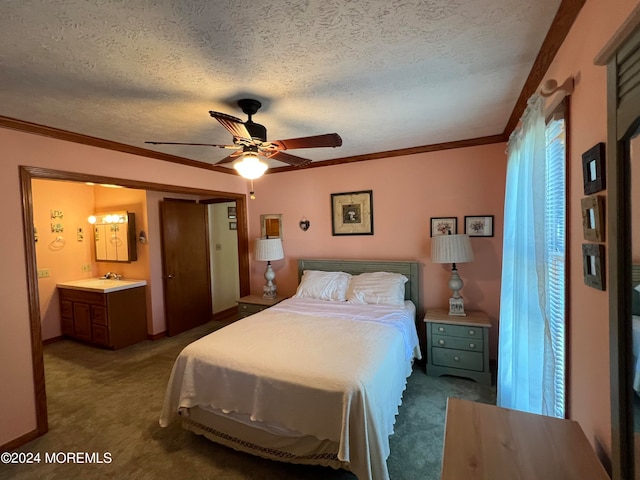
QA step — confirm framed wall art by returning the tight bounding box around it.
[582,243,605,291]
[582,142,606,195]
[581,195,605,242]
[229,221,237,230]
[227,206,237,219]
[261,214,282,239]
[464,215,494,237]
[331,190,373,236]
[430,217,457,237]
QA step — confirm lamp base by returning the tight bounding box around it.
[263,262,277,299]
[262,285,277,299]
[447,265,466,316]
[448,297,466,316]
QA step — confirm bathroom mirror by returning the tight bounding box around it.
[91,211,137,263]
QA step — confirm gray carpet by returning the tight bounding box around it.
[2,320,495,480]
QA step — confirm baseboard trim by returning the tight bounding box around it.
[147,331,166,341]
[212,306,237,322]
[42,336,63,345]
[0,428,41,452]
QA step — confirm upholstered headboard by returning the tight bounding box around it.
[297,258,420,308]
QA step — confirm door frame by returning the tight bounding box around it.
[18,165,250,441]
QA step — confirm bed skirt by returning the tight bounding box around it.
[182,406,351,473]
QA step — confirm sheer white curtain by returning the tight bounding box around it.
[497,95,560,415]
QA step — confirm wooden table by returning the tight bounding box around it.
[441,398,609,480]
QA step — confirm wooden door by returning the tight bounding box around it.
[160,200,212,336]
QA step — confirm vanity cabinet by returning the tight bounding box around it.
[58,286,147,349]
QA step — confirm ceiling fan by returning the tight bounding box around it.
[145,99,342,177]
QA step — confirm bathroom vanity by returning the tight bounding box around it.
[57,278,147,349]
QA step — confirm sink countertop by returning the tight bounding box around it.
[57,278,147,293]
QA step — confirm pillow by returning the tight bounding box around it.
[294,270,351,301]
[346,271,408,306]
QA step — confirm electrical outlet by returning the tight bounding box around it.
[37,268,50,278]
[81,264,92,273]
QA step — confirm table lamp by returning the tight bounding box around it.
[431,233,474,316]
[255,238,284,299]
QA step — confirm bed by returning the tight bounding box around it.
[159,259,421,480]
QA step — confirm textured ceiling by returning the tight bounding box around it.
[0,0,562,171]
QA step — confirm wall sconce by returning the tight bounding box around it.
[139,231,147,244]
[299,217,310,231]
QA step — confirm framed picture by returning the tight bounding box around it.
[260,214,282,239]
[227,206,237,219]
[229,221,237,230]
[464,215,494,237]
[430,217,457,237]
[331,190,373,236]
[582,243,605,290]
[582,142,606,195]
[581,195,605,242]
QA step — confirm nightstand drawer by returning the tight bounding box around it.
[432,334,482,352]
[432,347,484,371]
[431,323,483,339]
[238,303,266,315]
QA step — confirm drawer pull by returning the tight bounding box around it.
[468,329,475,335]
[469,343,476,349]
[438,326,445,332]
[453,356,460,362]
[438,339,445,346]
[242,305,248,310]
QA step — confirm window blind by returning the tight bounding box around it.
[544,116,566,418]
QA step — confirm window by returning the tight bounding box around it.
[497,97,566,418]
[544,109,567,418]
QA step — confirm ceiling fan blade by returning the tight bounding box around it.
[209,110,252,141]
[215,153,240,165]
[273,133,342,150]
[145,141,237,148]
[268,150,312,167]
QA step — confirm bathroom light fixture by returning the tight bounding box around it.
[234,152,268,180]
[255,237,284,299]
[431,233,474,316]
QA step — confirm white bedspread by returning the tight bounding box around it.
[159,298,421,480]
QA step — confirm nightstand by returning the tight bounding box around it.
[424,308,491,385]
[237,295,284,319]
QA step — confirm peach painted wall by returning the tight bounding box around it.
[247,143,507,357]
[0,127,247,447]
[537,0,639,460]
[32,180,96,340]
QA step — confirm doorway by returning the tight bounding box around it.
[20,166,250,438]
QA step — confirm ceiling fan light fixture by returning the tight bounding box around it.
[233,152,268,179]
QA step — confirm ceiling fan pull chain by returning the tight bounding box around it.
[250,179,256,200]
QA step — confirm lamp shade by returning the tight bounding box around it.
[234,153,268,179]
[255,238,284,262]
[431,234,474,264]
